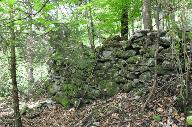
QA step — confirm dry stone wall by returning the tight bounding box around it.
[94,29,180,92]
[47,29,190,107]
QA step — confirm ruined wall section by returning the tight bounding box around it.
[95,30,179,92]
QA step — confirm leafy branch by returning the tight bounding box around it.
[0,0,50,27]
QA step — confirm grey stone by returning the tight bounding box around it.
[147,31,157,37]
[162,60,175,70]
[133,79,140,84]
[134,29,150,35]
[47,82,60,95]
[126,64,136,71]
[133,32,143,37]
[102,50,112,58]
[160,37,171,48]
[102,62,112,69]
[147,58,155,66]
[132,79,142,87]
[126,72,137,80]
[132,43,142,49]
[139,71,152,81]
[127,50,137,57]
[132,36,145,44]
[122,80,134,92]
[135,66,149,73]
[114,76,127,83]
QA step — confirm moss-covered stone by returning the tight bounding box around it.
[54,93,70,108]
[102,62,112,69]
[102,50,112,58]
[132,43,142,49]
[99,80,119,97]
[113,50,129,59]
[126,72,137,80]
[121,80,134,92]
[127,50,137,56]
[156,65,173,75]
[111,68,121,77]
[114,76,127,84]
[97,57,112,62]
[47,83,59,95]
[114,60,127,69]
[121,40,129,49]
[70,98,81,108]
[144,47,155,58]
[44,80,54,95]
[146,58,155,67]
[135,88,145,96]
[113,50,137,59]
[127,56,141,64]
[126,64,136,71]
[135,66,149,73]
[20,104,29,115]
[139,71,152,81]
[86,88,101,99]
[61,84,78,97]
[116,69,129,78]
[161,60,175,70]
[133,79,141,87]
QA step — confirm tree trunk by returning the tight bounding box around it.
[86,0,96,53]
[10,11,22,127]
[88,8,95,52]
[142,4,160,112]
[26,0,34,84]
[131,20,134,34]
[143,0,152,29]
[26,36,34,84]
[160,11,165,30]
[121,7,128,40]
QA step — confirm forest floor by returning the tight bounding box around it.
[0,89,187,127]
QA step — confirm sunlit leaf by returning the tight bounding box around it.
[7,0,15,6]
[0,8,4,12]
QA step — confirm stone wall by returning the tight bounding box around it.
[47,29,190,107]
[94,29,182,92]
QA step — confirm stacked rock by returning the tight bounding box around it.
[47,29,191,107]
[94,29,179,92]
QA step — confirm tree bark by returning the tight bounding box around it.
[26,0,34,84]
[10,10,22,127]
[143,0,152,29]
[160,11,164,30]
[121,7,128,39]
[131,20,134,34]
[26,36,34,84]
[86,0,96,53]
[142,4,160,112]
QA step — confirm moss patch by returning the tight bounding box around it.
[187,116,192,125]
[61,84,78,98]
[54,93,70,108]
[99,80,119,97]
[127,56,141,64]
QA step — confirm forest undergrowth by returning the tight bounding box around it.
[0,74,188,127]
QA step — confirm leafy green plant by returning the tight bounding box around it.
[152,114,161,122]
